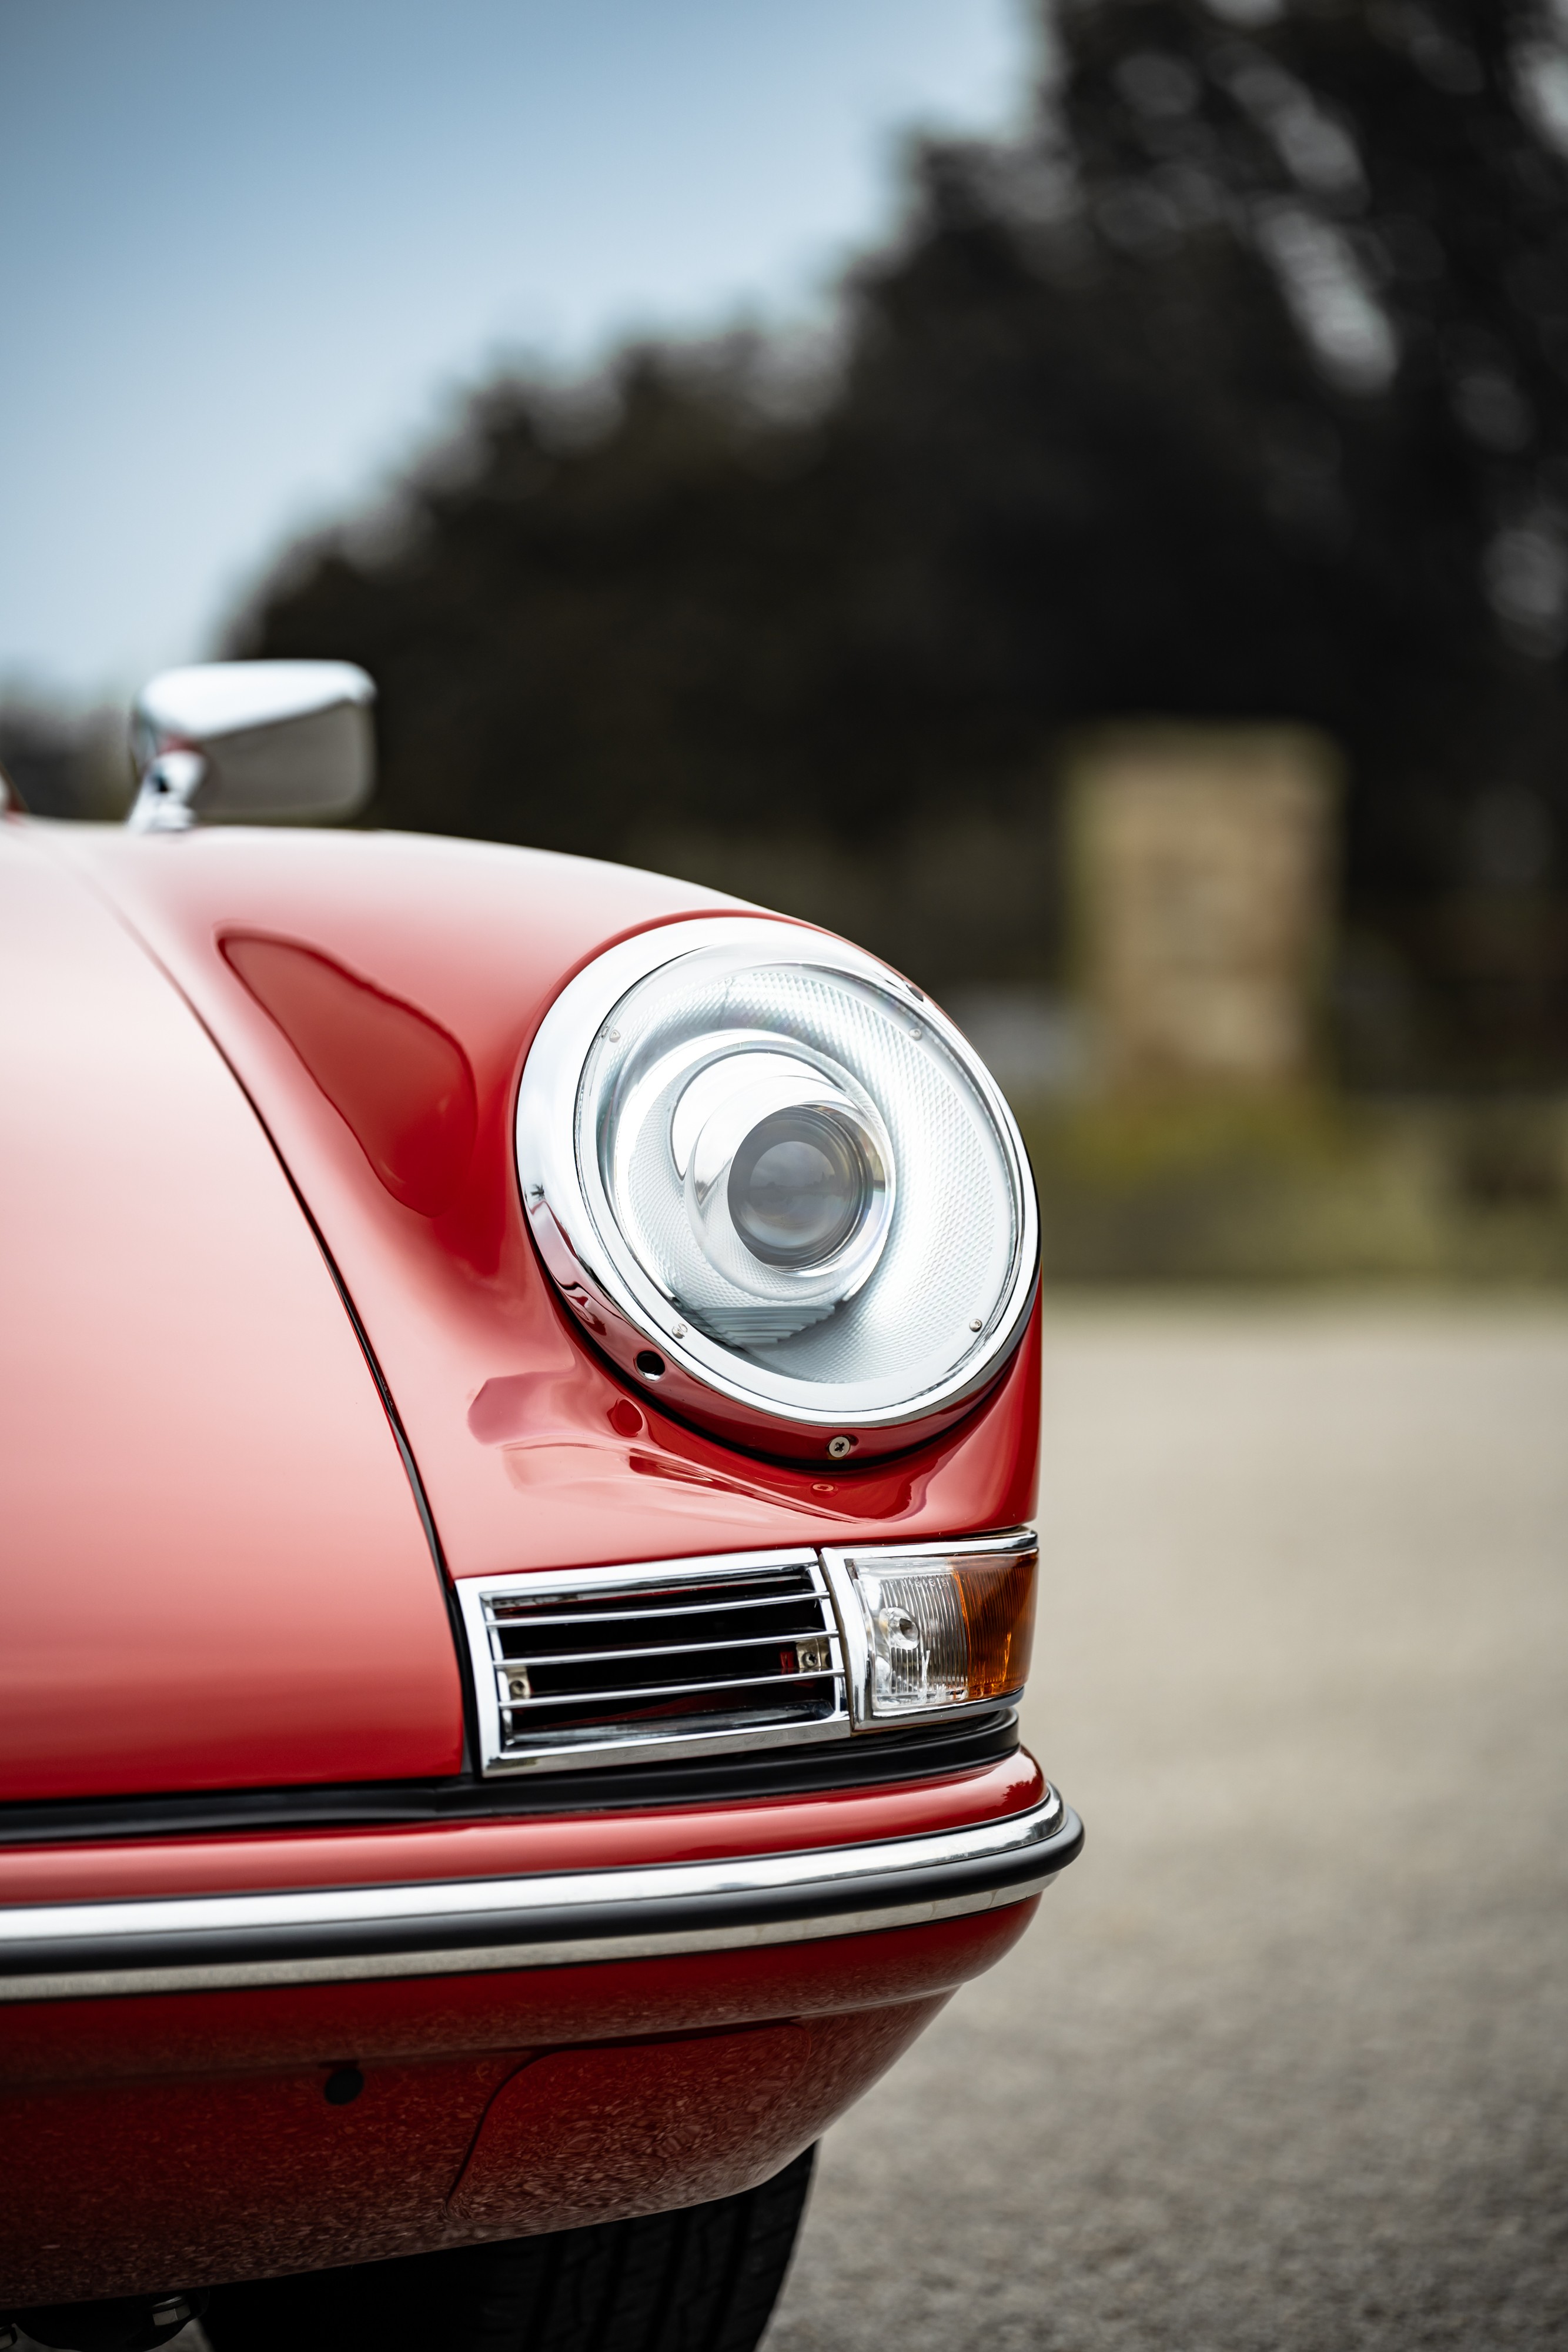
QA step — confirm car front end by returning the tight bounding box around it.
[0,667,1080,2348]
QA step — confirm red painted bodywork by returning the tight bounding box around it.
[54,823,1041,1579]
[0,1900,1043,2301]
[0,813,1052,2307]
[0,1966,1004,2303]
[0,826,464,1803]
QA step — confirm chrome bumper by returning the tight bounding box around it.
[0,1788,1083,2002]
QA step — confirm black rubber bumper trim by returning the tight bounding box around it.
[0,1713,1019,1847]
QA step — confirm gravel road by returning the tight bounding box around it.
[767,1304,1568,2352]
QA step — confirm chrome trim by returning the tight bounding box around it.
[492,1668,840,1710]
[0,1790,1082,2003]
[821,1529,1039,1730]
[460,1536,1042,1778]
[514,916,1039,1438]
[128,659,375,830]
[502,1634,833,1669]
[459,1550,850,1777]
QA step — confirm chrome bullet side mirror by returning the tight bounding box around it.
[128,661,375,833]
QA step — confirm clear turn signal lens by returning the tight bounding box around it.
[823,1534,1038,1720]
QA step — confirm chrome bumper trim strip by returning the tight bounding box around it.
[0,1790,1082,2002]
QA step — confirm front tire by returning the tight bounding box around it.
[204,2144,815,2352]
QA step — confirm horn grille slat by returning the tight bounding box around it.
[466,1551,849,1773]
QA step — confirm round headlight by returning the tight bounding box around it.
[517,918,1038,1456]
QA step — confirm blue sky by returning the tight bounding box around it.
[0,0,1031,703]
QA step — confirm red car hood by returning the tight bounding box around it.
[0,825,464,1800]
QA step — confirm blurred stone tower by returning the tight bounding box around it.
[1069,726,1339,1095]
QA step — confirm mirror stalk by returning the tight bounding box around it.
[128,749,208,834]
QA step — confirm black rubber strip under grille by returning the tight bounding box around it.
[0,1712,1020,1848]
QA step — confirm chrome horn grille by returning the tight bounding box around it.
[461,1551,849,1774]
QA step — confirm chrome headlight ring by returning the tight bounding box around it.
[516,917,1038,1459]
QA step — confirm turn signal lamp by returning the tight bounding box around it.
[822,1531,1038,1722]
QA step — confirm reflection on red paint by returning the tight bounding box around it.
[222,931,477,1217]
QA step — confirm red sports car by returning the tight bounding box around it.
[0,663,1080,2352]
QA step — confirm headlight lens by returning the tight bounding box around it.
[517,918,1037,1445]
[727,1105,871,1267]
[658,1043,893,1338]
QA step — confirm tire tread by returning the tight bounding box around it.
[203,2146,815,2352]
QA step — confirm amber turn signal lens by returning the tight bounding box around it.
[952,1548,1039,1699]
[827,1537,1038,1719]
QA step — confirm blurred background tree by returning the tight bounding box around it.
[225,0,1568,1089]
